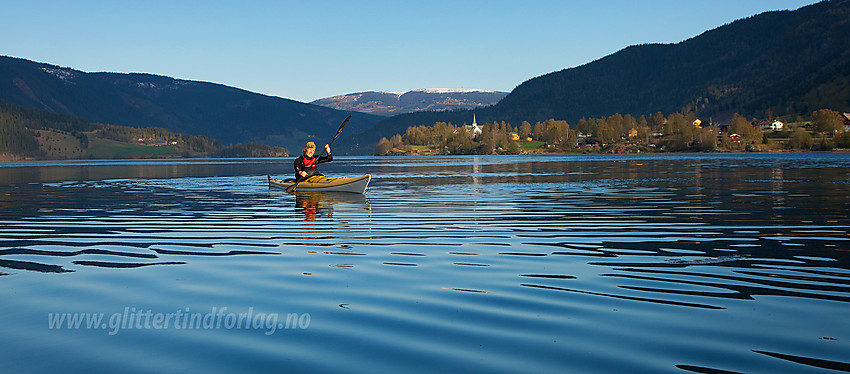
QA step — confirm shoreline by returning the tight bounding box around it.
[376,148,850,157]
[4,149,850,163]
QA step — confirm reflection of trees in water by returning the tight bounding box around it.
[0,161,277,185]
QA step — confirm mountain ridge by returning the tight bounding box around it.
[0,55,383,153]
[310,88,507,116]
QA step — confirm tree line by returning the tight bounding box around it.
[100,124,222,154]
[376,118,579,155]
[376,108,850,155]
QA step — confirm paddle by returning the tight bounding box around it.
[287,115,351,193]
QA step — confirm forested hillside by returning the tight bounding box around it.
[0,99,287,160]
[491,0,850,124]
[0,56,382,153]
[0,99,94,157]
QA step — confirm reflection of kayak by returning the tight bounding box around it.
[268,174,371,194]
[296,191,369,206]
[294,191,371,221]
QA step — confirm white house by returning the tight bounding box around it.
[759,120,784,131]
[843,113,850,132]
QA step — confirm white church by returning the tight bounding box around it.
[465,114,482,135]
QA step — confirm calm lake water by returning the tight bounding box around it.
[1,154,849,373]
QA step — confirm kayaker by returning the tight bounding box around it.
[294,141,332,181]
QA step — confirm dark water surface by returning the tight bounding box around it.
[1,154,849,373]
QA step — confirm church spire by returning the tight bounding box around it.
[469,113,481,135]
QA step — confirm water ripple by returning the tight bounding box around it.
[1,155,849,373]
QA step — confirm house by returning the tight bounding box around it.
[584,139,601,147]
[693,119,702,128]
[758,120,784,131]
[628,128,638,137]
[510,133,520,141]
[843,113,850,132]
[730,133,741,142]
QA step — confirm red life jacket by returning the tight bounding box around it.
[302,156,318,169]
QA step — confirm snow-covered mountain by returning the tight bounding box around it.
[310,88,508,116]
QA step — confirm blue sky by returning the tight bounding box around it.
[2,0,818,103]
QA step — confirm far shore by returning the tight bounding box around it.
[4,149,850,163]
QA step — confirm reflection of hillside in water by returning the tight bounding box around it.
[0,160,282,185]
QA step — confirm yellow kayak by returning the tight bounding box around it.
[268,174,371,194]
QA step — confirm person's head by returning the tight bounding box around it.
[303,141,316,157]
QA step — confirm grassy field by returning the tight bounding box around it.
[32,129,184,159]
[36,129,86,159]
[522,140,545,151]
[86,137,181,159]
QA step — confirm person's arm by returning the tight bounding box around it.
[294,157,307,177]
[318,144,333,163]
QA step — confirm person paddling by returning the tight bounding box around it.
[294,141,332,181]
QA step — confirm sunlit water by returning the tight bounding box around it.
[1,154,849,373]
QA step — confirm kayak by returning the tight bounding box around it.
[268,174,371,194]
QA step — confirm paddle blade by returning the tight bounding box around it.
[330,115,351,144]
